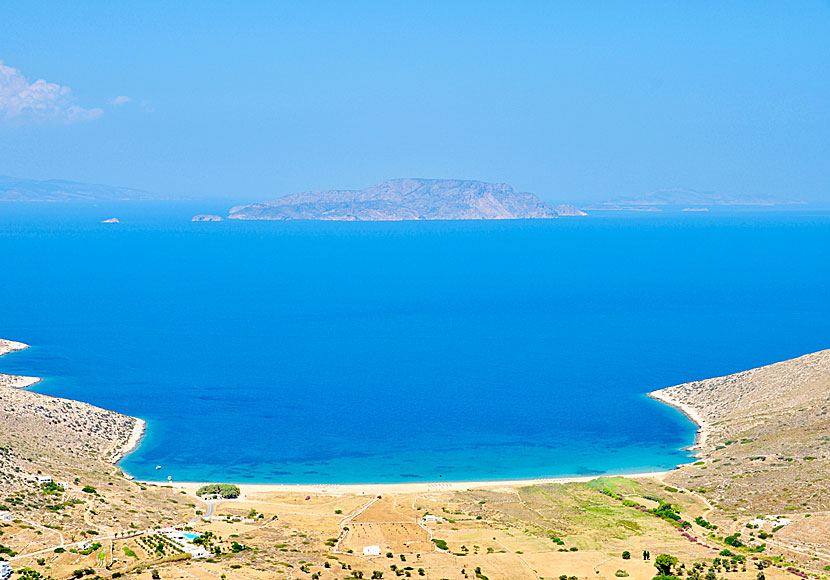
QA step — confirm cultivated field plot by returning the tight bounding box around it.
[411,552,539,580]
[244,491,369,515]
[351,496,421,523]
[342,521,432,553]
[272,512,342,539]
[0,522,61,555]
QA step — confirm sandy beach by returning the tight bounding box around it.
[139,470,673,498]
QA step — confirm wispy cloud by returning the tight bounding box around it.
[0,60,103,124]
[110,95,131,106]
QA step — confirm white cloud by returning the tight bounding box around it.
[0,60,103,124]
[110,95,131,106]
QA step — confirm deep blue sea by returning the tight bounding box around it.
[1,202,828,483]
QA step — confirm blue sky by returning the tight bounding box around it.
[1,1,828,202]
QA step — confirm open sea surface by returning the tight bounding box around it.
[1,202,828,483]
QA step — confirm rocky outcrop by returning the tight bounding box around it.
[192,214,223,222]
[0,339,28,356]
[0,374,41,389]
[228,178,572,221]
[100,217,120,223]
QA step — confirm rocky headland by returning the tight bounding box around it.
[0,340,142,490]
[651,349,830,514]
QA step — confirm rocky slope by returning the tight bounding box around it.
[228,178,581,221]
[651,350,830,514]
[0,340,140,491]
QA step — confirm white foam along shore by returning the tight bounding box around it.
[647,388,709,452]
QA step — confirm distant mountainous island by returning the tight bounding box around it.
[587,188,804,211]
[0,175,164,202]
[4,175,807,218]
[228,178,585,221]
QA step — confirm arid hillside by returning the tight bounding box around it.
[653,350,830,515]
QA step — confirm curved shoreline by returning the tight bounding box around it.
[110,417,147,466]
[4,337,703,488]
[1,338,147,470]
[647,388,708,453]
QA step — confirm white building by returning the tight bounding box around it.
[184,546,209,559]
[35,475,52,484]
[158,528,209,559]
[363,545,381,556]
[0,511,11,521]
[422,514,445,523]
[749,516,792,528]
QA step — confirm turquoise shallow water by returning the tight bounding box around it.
[1,203,828,483]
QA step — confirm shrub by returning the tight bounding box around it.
[653,502,681,522]
[724,535,744,548]
[695,516,715,529]
[654,554,678,576]
[622,551,631,560]
[195,484,241,498]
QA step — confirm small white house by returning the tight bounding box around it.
[750,516,792,528]
[184,546,209,559]
[35,475,52,484]
[0,511,11,521]
[422,514,445,524]
[363,545,381,556]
